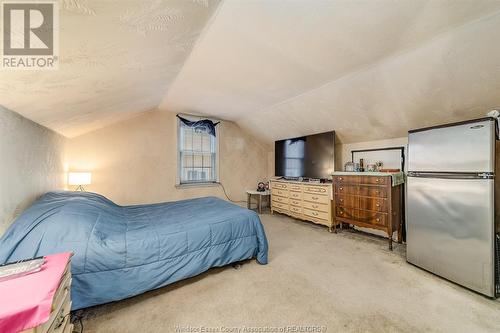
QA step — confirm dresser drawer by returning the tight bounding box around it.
[52,273,71,313]
[289,184,302,192]
[63,323,73,333]
[303,185,329,195]
[289,198,302,207]
[358,186,387,198]
[335,195,358,209]
[335,184,358,195]
[357,210,387,226]
[303,208,330,221]
[63,323,74,333]
[48,295,71,333]
[271,182,288,190]
[289,191,302,200]
[272,195,289,204]
[359,197,388,212]
[335,207,357,219]
[289,205,302,215]
[271,188,289,198]
[361,176,389,185]
[303,192,330,205]
[272,201,289,211]
[303,200,329,213]
[38,288,70,333]
[334,176,360,184]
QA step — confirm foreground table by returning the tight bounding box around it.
[0,252,73,333]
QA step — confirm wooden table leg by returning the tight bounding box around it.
[270,195,274,214]
[258,195,262,214]
[397,219,403,244]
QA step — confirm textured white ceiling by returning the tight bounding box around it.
[0,0,220,137]
[3,0,500,143]
[161,0,500,143]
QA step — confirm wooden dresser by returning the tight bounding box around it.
[270,179,334,232]
[332,173,403,250]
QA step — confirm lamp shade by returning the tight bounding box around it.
[68,172,92,186]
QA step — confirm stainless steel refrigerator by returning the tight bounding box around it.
[407,117,499,297]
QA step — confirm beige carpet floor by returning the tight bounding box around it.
[75,213,500,333]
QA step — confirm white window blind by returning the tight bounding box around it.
[178,118,218,184]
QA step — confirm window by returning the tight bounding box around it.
[178,116,218,185]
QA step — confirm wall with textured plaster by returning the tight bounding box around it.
[0,0,221,137]
[163,1,500,144]
[66,109,268,205]
[0,107,67,236]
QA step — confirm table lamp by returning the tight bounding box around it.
[68,172,91,191]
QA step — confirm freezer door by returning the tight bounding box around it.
[408,119,495,173]
[406,176,496,296]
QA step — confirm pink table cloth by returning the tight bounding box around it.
[0,252,72,333]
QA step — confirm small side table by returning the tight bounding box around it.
[246,190,270,214]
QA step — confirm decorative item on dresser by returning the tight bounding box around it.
[270,179,334,232]
[332,172,404,250]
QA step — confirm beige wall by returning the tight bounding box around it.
[0,107,67,236]
[67,110,268,205]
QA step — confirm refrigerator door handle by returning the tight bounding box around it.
[407,171,494,179]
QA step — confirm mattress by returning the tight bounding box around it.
[0,191,268,309]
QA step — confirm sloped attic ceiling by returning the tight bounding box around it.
[0,0,220,137]
[2,0,500,143]
[161,0,500,143]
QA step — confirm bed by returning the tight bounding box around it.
[0,191,268,309]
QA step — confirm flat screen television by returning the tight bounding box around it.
[275,131,335,180]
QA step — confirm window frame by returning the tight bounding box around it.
[176,114,220,187]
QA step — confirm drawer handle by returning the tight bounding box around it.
[339,187,343,191]
[375,190,379,194]
[339,177,343,181]
[376,178,380,182]
[339,211,343,215]
[312,196,319,200]
[312,212,318,216]
[340,198,343,202]
[312,205,318,208]
[376,218,380,222]
[376,203,380,207]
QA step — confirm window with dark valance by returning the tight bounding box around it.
[177,115,220,184]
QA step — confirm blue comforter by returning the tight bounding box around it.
[0,192,268,309]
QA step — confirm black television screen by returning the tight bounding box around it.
[275,131,335,179]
